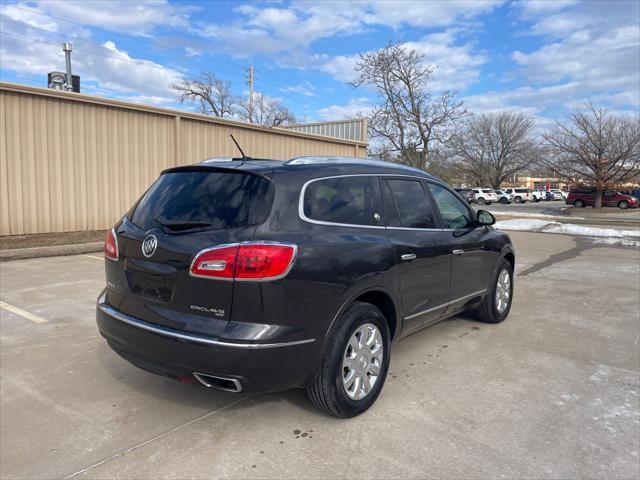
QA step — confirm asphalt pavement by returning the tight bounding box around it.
[1,232,639,479]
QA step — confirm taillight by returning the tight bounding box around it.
[190,243,296,281]
[104,228,118,261]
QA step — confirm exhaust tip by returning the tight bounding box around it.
[193,372,243,393]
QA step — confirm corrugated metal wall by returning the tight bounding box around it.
[282,119,368,142]
[0,83,367,235]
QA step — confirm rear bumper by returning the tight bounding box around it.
[96,293,321,393]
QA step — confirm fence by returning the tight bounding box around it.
[0,82,367,235]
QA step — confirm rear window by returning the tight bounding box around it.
[515,188,528,193]
[383,179,436,229]
[130,170,274,231]
[303,176,382,226]
[482,189,494,193]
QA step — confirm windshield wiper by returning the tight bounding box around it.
[154,218,211,231]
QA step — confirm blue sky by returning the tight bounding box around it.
[1,0,638,130]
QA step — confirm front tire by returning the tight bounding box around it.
[477,197,486,205]
[307,302,390,418]
[618,200,629,209]
[475,259,513,324]
[500,197,509,204]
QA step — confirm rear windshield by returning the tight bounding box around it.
[130,170,274,231]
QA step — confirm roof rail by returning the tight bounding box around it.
[285,156,387,165]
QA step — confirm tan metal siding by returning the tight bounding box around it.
[0,83,367,235]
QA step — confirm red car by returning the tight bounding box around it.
[566,189,638,209]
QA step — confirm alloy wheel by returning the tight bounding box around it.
[495,268,511,314]
[342,323,384,401]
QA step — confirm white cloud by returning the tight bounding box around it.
[292,29,486,93]
[34,0,197,36]
[281,82,315,97]
[362,0,504,28]
[194,1,503,56]
[317,97,371,120]
[0,14,182,104]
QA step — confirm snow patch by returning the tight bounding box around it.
[489,211,585,221]
[494,219,640,241]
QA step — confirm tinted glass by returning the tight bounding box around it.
[515,188,528,193]
[385,179,435,228]
[428,183,473,229]
[130,171,273,231]
[303,176,382,225]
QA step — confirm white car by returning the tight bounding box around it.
[502,188,531,203]
[472,188,498,205]
[495,190,513,204]
[531,190,546,202]
[549,189,568,200]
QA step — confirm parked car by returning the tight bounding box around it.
[472,188,498,205]
[567,188,639,209]
[495,190,513,204]
[97,156,515,418]
[530,190,546,202]
[502,188,531,203]
[455,188,476,204]
[546,191,563,201]
[549,189,568,200]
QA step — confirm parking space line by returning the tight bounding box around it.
[82,254,104,260]
[0,301,48,324]
[63,395,251,479]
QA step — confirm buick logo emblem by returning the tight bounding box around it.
[141,235,158,258]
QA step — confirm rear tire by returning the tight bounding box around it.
[307,302,390,418]
[618,200,629,209]
[475,259,513,324]
[477,197,486,205]
[514,197,522,204]
[574,199,585,208]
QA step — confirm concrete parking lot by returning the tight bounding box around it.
[1,232,639,479]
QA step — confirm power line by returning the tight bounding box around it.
[0,28,346,112]
[2,4,352,105]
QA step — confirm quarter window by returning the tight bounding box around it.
[384,179,436,228]
[428,183,473,230]
[303,176,382,226]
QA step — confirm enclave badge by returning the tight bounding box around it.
[141,235,157,258]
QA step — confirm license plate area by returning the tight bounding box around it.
[126,271,174,303]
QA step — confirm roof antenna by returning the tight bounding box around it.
[229,134,246,160]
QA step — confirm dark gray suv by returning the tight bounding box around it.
[97,156,515,417]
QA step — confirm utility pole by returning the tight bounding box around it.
[245,65,254,123]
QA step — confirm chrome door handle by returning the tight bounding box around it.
[452,249,464,255]
[401,253,416,261]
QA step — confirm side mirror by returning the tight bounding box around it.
[476,209,495,226]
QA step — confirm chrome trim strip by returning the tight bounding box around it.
[193,372,243,392]
[297,174,472,232]
[97,302,315,349]
[403,289,487,321]
[298,173,431,230]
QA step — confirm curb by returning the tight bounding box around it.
[0,242,103,261]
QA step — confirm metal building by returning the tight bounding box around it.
[0,82,368,236]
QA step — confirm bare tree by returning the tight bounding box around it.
[236,92,296,126]
[174,71,236,117]
[351,42,467,171]
[451,112,540,189]
[542,102,640,208]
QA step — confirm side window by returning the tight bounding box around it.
[384,179,436,228]
[428,183,473,230]
[303,176,382,226]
